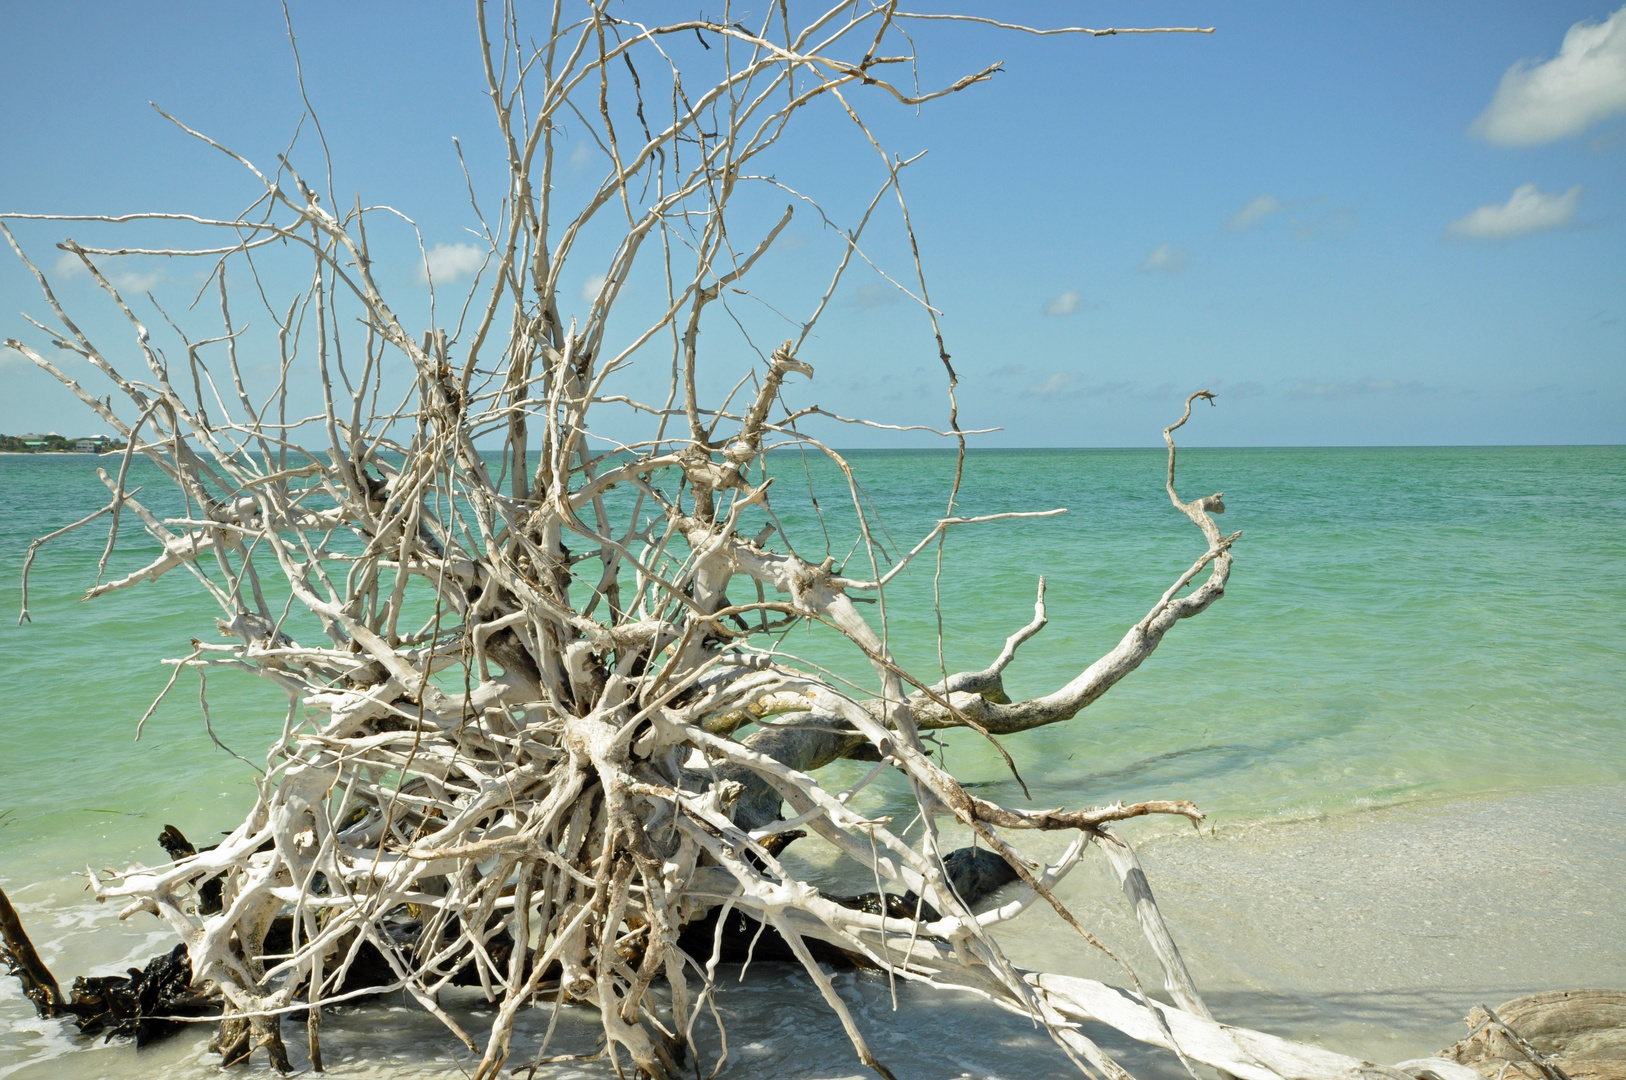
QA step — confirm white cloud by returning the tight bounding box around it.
[569,142,595,173]
[581,273,608,303]
[1470,5,1626,146]
[1291,206,1357,241]
[1287,378,1419,400]
[1042,290,1082,316]
[52,252,87,279]
[1026,372,1080,396]
[1227,194,1283,231]
[421,242,486,284]
[1018,374,1151,400]
[1208,379,1265,399]
[112,270,163,292]
[1446,183,1581,240]
[852,282,897,309]
[51,252,163,292]
[1140,243,1188,274]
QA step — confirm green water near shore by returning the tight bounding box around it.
[1,445,1623,1078]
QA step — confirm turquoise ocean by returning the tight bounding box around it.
[2,446,1623,1079]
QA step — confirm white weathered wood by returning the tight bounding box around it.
[1095,826,1216,1020]
[0,8,1433,1080]
[1032,972,1453,1080]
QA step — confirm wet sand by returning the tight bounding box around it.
[3,785,1623,1079]
[1017,783,1626,1068]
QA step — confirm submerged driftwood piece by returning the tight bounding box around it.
[0,886,62,1017]
[1442,992,1626,1080]
[66,943,219,1046]
[2,884,217,1046]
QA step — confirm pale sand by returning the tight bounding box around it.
[1012,782,1626,1068]
[3,785,1622,1079]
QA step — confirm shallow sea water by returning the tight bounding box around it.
[1,446,1623,1078]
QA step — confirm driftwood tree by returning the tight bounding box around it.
[2,5,1488,1080]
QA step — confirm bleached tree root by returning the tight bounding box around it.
[1031,974,1487,1080]
[0,5,1474,1078]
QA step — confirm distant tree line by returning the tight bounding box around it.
[0,432,126,453]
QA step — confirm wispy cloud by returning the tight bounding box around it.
[1042,290,1083,316]
[1446,183,1581,240]
[852,282,898,309]
[52,252,164,292]
[581,273,608,303]
[117,270,164,291]
[1470,4,1626,146]
[1223,197,1355,242]
[569,142,595,173]
[420,242,486,284]
[1206,379,1266,400]
[1026,372,1081,396]
[1292,206,1357,241]
[1287,378,1420,400]
[1019,375,1176,401]
[1139,243,1188,274]
[1227,194,1283,231]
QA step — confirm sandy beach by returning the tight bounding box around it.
[5,783,1621,1079]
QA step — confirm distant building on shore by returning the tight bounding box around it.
[1,432,125,453]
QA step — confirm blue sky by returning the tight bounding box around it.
[1,2,1622,446]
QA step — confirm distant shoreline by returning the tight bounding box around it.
[5,446,1623,457]
[0,450,121,457]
